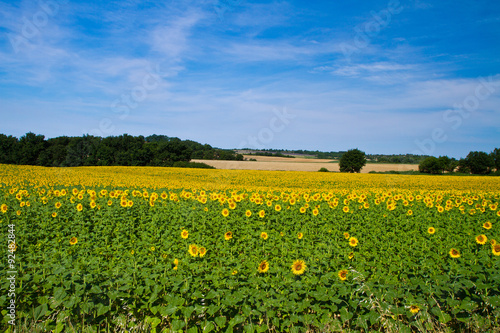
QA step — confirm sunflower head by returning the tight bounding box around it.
[181,229,189,239]
[297,232,304,239]
[427,227,436,235]
[260,232,268,240]
[483,221,492,230]
[409,305,420,314]
[69,237,78,245]
[476,234,487,245]
[258,210,265,218]
[188,244,199,257]
[449,248,460,258]
[493,244,500,256]
[222,208,229,217]
[224,231,233,240]
[338,269,348,281]
[291,260,306,275]
[343,232,350,239]
[258,260,269,273]
[199,247,207,257]
[245,210,252,217]
[349,237,358,247]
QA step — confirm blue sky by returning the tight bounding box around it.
[0,0,499,158]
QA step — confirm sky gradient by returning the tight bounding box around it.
[1,0,499,158]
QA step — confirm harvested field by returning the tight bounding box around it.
[192,155,419,172]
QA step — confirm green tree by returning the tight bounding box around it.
[491,148,500,171]
[419,157,444,174]
[460,151,495,174]
[339,148,366,173]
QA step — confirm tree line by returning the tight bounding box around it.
[418,149,500,175]
[0,133,243,167]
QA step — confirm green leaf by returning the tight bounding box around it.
[203,321,215,332]
[33,303,48,321]
[172,319,185,331]
[55,322,65,333]
[215,316,227,329]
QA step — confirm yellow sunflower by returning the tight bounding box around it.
[69,237,78,245]
[492,244,500,256]
[188,244,199,257]
[224,231,233,240]
[181,229,189,239]
[427,227,436,234]
[55,202,62,209]
[258,260,270,273]
[260,232,268,240]
[275,204,281,212]
[338,269,348,281]
[476,234,487,245]
[342,206,349,213]
[483,221,492,230]
[291,260,306,275]
[51,212,57,218]
[258,210,265,218]
[349,237,358,247]
[245,210,252,217]
[76,203,83,212]
[449,248,460,258]
[299,207,306,214]
[343,232,350,239]
[297,232,304,239]
[199,247,207,258]
[409,305,420,314]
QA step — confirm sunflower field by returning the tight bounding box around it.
[1,164,500,332]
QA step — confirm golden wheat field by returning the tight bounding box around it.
[1,164,500,332]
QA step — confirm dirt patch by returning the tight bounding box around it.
[192,157,418,173]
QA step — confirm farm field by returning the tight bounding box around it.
[1,164,500,332]
[192,156,419,173]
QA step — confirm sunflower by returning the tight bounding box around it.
[150,246,155,252]
[245,210,252,217]
[492,244,500,256]
[476,234,487,245]
[232,270,238,275]
[260,232,268,240]
[449,248,460,258]
[188,244,199,257]
[409,305,420,314]
[120,200,127,207]
[173,258,179,266]
[483,221,492,230]
[348,252,354,260]
[258,210,265,218]
[258,260,270,273]
[181,229,189,239]
[338,269,348,281]
[76,203,83,212]
[107,200,113,206]
[349,237,358,247]
[55,202,62,209]
[51,212,57,218]
[222,208,229,217]
[199,247,207,258]
[312,208,319,216]
[427,227,436,235]
[342,206,349,213]
[407,209,413,215]
[90,201,97,209]
[275,204,281,212]
[127,200,133,207]
[291,260,306,275]
[297,232,304,239]
[224,231,233,240]
[343,232,350,239]
[491,239,497,246]
[69,237,78,245]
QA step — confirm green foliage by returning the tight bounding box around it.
[0,133,241,167]
[318,167,329,172]
[339,149,366,173]
[458,151,495,175]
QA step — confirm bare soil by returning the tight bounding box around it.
[192,155,419,173]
